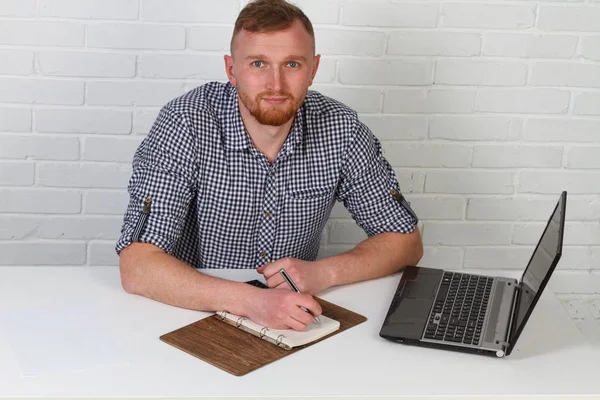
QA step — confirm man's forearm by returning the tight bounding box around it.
[317,228,423,289]
[119,243,255,316]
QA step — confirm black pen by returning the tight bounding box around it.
[279,268,321,325]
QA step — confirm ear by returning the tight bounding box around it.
[224,55,237,86]
[308,54,321,87]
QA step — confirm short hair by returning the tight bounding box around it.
[231,0,315,54]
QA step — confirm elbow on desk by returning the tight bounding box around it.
[119,252,140,295]
[405,227,424,268]
[412,240,424,267]
[118,242,158,295]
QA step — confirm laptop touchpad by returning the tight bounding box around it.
[404,280,437,299]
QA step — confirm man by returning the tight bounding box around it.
[116,0,423,331]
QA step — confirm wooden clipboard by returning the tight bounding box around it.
[159,297,367,376]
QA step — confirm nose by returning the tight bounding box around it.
[266,66,283,93]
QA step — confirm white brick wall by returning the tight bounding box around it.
[0,0,598,306]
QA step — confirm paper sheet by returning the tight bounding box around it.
[0,304,129,377]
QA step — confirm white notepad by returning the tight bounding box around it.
[215,310,340,350]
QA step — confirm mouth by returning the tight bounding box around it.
[262,97,289,105]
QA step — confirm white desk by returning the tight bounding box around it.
[0,267,598,399]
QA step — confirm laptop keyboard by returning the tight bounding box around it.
[424,272,493,346]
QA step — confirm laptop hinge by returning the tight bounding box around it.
[503,282,521,351]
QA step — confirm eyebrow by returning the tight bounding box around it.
[245,54,309,63]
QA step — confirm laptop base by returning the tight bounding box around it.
[386,335,505,358]
[379,267,517,357]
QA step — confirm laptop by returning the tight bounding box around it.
[379,191,567,358]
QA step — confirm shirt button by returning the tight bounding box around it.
[259,251,267,258]
[264,211,272,218]
[269,170,275,177]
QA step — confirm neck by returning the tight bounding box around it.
[238,96,295,164]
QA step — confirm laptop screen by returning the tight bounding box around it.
[508,192,566,349]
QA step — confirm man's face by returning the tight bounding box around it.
[225,20,320,127]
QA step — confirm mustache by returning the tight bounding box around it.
[258,91,293,99]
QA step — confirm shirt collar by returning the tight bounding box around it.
[223,84,252,151]
[279,106,304,159]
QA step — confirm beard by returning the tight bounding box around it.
[238,88,305,127]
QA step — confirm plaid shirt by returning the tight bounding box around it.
[115,82,418,269]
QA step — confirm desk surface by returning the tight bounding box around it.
[0,267,598,399]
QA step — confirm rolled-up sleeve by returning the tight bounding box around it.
[115,105,198,255]
[336,119,418,237]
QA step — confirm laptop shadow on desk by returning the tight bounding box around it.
[506,297,582,360]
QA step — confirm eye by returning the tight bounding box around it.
[288,61,299,68]
[252,60,264,68]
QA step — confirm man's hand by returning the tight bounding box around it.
[243,287,322,331]
[256,257,332,295]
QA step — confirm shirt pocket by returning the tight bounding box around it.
[283,185,336,232]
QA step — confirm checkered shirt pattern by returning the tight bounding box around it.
[115,82,417,269]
